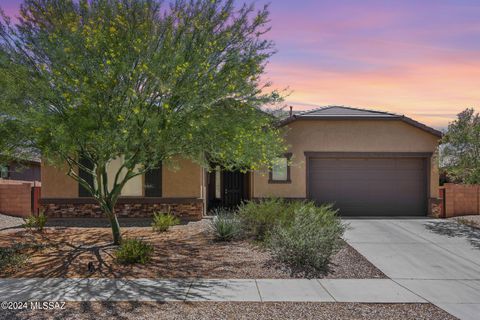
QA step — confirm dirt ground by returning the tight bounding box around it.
[0,220,384,279]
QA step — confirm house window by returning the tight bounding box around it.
[144,164,162,197]
[269,153,292,183]
[0,165,9,179]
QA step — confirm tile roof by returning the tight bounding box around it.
[297,105,399,117]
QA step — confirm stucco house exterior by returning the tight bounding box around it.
[40,106,442,219]
[1,157,41,182]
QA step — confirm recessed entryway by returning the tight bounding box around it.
[207,167,250,211]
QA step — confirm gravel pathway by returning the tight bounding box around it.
[0,302,455,320]
[0,213,24,232]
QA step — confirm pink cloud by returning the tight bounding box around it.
[267,58,480,128]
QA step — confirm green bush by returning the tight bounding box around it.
[115,238,154,264]
[237,198,293,240]
[151,212,180,232]
[210,209,240,241]
[23,212,47,232]
[0,243,44,273]
[267,202,345,275]
[0,246,26,272]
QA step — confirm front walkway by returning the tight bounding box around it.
[344,218,480,320]
[0,278,425,303]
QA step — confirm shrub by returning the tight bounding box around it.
[237,198,293,241]
[0,243,36,273]
[115,238,153,264]
[151,212,180,232]
[267,202,345,276]
[0,247,25,272]
[23,212,47,232]
[210,208,240,241]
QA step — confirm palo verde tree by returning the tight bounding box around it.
[441,108,480,184]
[0,54,34,166]
[0,0,286,244]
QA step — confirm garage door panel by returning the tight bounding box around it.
[308,157,427,216]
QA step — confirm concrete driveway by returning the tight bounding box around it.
[344,218,480,320]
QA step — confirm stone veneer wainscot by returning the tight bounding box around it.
[40,197,203,221]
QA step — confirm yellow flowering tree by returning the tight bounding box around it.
[0,0,286,244]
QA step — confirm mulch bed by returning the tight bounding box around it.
[0,302,455,320]
[0,220,385,279]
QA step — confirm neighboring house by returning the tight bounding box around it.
[0,157,41,182]
[0,154,42,217]
[40,106,441,219]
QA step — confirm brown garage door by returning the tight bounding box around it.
[308,157,427,216]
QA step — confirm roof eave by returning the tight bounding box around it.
[400,115,443,138]
[277,115,443,138]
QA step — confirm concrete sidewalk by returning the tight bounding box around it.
[0,278,426,303]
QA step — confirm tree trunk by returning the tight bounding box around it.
[102,200,122,245]
[109,213,122,245]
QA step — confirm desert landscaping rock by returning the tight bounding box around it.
[327,241,386,279]
[452,215,480,229]
[0,302,456,320]
[0,219,384,279]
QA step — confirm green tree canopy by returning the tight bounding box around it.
[0,0,286,243]
[441,108,480,184]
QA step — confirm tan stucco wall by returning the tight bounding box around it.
[42,158,203,199]
[162,158,202,198]
[41,163,78,198]
[253,119,440,199]
[106,157,143,196]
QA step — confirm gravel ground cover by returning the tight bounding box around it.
[0,219,384,279]
[452,215,480,229]
[0,302,455,320]
[0,213,24,233]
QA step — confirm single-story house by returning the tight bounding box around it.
[0,156,41,182]
[40,106,442,219]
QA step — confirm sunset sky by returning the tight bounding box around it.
[2,0,480,129]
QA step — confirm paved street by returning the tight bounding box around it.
[344,218,480,320]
